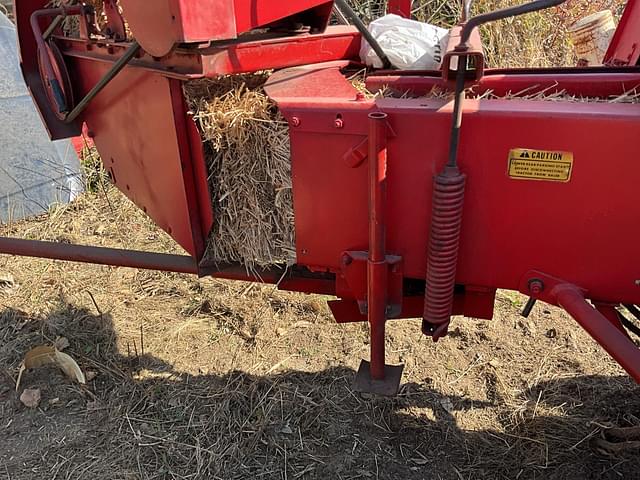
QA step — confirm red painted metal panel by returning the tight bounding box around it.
[199,27,361,77]
[67,58,206,258]
[387,0,413,18]
[605,0,640,66]
[119,0,237,57]
[388,97,640,305]
[179,0,237,41]
[274,71,640,307]
[232,0,333,33]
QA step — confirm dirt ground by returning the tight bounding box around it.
[1,189,639,480]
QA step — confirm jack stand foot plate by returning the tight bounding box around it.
[353,360,404,396]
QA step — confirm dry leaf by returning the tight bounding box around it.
[20,388,41,408]
[85,371,98,382]
[54,336,70,351]
[15,346,86,391]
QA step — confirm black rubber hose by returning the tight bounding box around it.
[333,0,393,69]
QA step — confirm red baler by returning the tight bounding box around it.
[6,0,640,395]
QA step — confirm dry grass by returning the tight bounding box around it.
[184,75,295,270]
[482,86,640,102]
[0,186,639,479]
[350,0,627,67]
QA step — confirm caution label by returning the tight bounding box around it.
[508,149,574,182]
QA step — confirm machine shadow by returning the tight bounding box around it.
[1,302,639,480]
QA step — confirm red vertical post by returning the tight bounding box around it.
[387,0,412,17]
[368,112,388,380]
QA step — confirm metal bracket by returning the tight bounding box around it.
[338,251,403,318]
[353,360,404,396]
[441,25,485,83]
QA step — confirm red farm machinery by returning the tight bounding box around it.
[7,0,640,395]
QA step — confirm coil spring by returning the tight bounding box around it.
[423,168,466,341]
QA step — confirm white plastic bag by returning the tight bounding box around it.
[360,14,449,70]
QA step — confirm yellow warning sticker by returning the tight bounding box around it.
[508,149,574,182]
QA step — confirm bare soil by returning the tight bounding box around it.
[1,189,639,479]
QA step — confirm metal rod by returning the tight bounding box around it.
[368,112,389,380]
[65,41,141,123]
[333,0,393,69]
[461,0,474,22]
[459,0,567,48]
[0,237,199,274]
[521,297,537,318]
[447,56,467,169]
[554,285,640,382]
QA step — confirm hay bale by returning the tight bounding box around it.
[184,74,295,270]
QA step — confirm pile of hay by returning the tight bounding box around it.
[184,74,296,271]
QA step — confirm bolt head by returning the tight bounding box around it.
[528,279,544,295]
[334,118,344,129]
[291,117,301,127]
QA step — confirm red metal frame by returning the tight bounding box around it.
[367,112,390,381]
[118,0,334,57]
[606,0,640,66]
[518,271,640,382]
[53,26,361,80]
